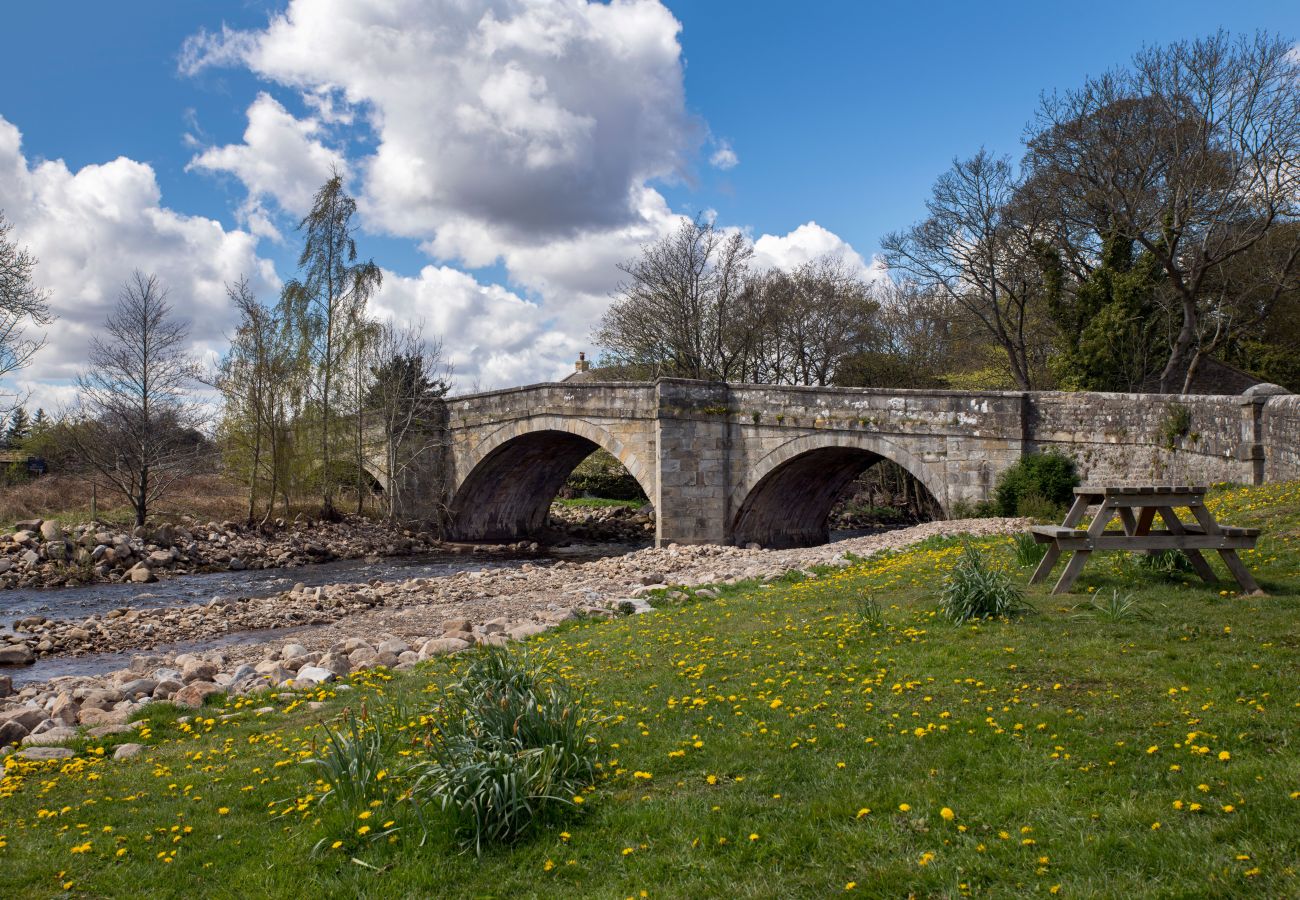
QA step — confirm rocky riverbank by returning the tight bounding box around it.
[546,501,654,544]
[0,515,535,596]
[0,517,1028,755]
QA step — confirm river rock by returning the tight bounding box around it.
[507,622,547,641]
[419,637,471,659]
[0,719,28,747]
[0,707,47,731]
[18,746,74,761]
[377,638,409,656]
[181,660,219,683]
[281,643,310,660]
[14,518,42,532]
[119,678,158,698]
[20,549,39,568]
[173,681,224,708]
[0,674,11,697]
[22,726,78,746]
[295,665,336,685]
[127,563,156,584]
[0,644,34,666]
[113,742,144,760]
[441,617,472,633]
[79,707,130,727]
[39,520,63,543]
[318,652,351,676]
[152,679,183,700]
[51,695,79,725]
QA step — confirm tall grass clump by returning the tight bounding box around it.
[305,705,403,853]
[940,543,1030,623]
[414,647,599,855]
[1135,549,1195,578]
[1011,531,1048,567]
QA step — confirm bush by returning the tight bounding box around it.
[994,453,1080,517]
[413,648,599,855]
[940,543,1030,624]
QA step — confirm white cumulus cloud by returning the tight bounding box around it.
[0,115,278,412]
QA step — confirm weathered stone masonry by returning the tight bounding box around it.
[385,379,1300,549]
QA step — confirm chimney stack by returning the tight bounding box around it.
[575,352,591,373]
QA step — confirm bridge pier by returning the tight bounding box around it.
[654,381,731,546]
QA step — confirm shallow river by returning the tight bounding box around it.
[2,543,639,687]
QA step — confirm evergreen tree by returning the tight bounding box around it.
[4,406,30,448]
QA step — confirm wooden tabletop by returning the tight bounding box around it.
[1073,485,1207,496]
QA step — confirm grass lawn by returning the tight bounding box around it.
[2,482,1298,898]
[552,497,645,509]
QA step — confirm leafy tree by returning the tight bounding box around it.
[280,171,382,517]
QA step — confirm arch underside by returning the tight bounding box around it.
[449,430,646,542]
[732,447,940,549]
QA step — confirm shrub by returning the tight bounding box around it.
[949,498,997,519]
[939,543,1030,623]
[994,453,1080,517]
[413,648,598,855]
[562,449,646,501]
[1011,532,1047,568]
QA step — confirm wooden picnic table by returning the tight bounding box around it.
[1028,485,1262,595]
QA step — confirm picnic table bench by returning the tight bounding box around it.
[1028,485,1262,595]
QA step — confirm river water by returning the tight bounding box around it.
[2,543,639,687]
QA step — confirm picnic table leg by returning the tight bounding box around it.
[1117,507,1138,535]
[1134,507,1156,535]
[1217,551,1263,594]
[1154,505,1218,584]
[1030,545,1061,584]
[1052,500,1115,595]
[1029,493,1093,585]
[1052,549,1091,595]
[1185,504,1264,594]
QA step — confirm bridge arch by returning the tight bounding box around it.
[448,416,654,542]
[730,432,945,549]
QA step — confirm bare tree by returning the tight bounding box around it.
[595,216,754,381]
[881,149,1049,389]
[1028,31,1300,391]
[0,212,54,412]
[365,320,451,522]
[73,272,205,527]
[216,277,295,526]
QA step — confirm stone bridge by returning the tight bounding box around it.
[376,378,1300,549]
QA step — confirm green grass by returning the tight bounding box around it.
[3,482,1300,897]
[552,497,643,509]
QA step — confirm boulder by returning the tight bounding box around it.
[51,695,79,726]
[0,674,11,697]
[0,706,47,731]
[119,678,158,698]
[0,719,28,747]
[181,660,219,684]
[14,518,42,532]
[318,652,351,677]
[377,638,410,656]
[20,549,39,568]
[147,550,175,567]
[419,637,471,659]
[127,564,156,584]
[173,681,224,709]
[18,746,74,761]
[281,643,310,660]
[152,679,183,700]
[78,707,130,727]
[113,742,144,760]
[22,726,78,746]
[294,665,336,685]
[507,622,547,641]
[39,520,63,543]
[441,617,472,634]
[0,644,35,666]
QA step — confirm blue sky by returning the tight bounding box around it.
[2,1,1297,403]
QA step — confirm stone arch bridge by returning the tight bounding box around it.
[371,378,1300,549]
